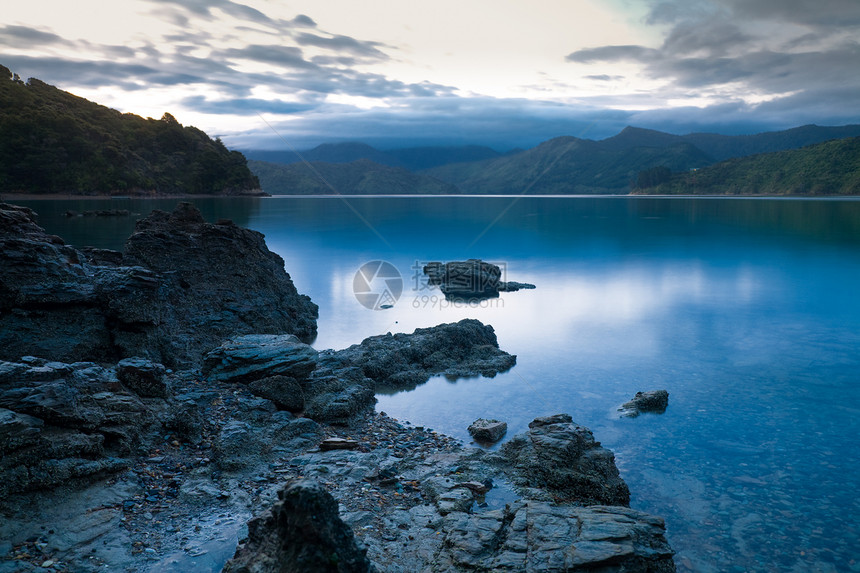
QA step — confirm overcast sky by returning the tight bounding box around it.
[3,0,860,150]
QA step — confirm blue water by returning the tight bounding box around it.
[15,196,860,572]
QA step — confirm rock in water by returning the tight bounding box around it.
[423,259,535,300]
[222,479,373,573]
[500,414,630,506]
[468,418,508,443]
[0,202,318,366]
[618,390,670,418]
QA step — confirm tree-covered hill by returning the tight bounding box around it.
[0,65,260,195]
[248,158,461,195]
[639,137,860,195]
[424,136,713,194]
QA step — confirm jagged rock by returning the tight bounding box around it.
[223,479,374,573]
[203,334,318,384]
[500,414,630,506]
[116,358,169,398]
[619,390,670,418]
[301,320,515,424]
[335,319,516,390]
[468,418,508,443]
[0,202,318,366]
[423,259,535,300]
[0,407,43,452]
[248,375,305,412]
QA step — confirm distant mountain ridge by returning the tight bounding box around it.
[243,143,502,171]
[246,124,860,195]
[248,159,460,195]
[0,65,260,196]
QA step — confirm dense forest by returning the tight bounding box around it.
[637,137,860,195]
[0,65,260,195]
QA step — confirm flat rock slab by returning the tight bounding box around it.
[203,334,318,384]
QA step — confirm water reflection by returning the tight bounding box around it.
[10,196,860,573]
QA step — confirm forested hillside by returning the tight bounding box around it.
[0,65,259,195]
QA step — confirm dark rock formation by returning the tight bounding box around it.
[0,202,318,366]
[618,390,670,418]
[423,259,535,300]
[234,414,674,572]
[304,319,516,423]
[468,418,508,443]
[222,479,374,573]
[0,358,168,497]
[116,357,169,398]
[248,375,305,412]
[499,414,630,506]
[202,334,318,384]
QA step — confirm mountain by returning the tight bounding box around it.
[424,136,713,194]
[640,137,860,195]
[248,159,460,195]
[0,65,260,196]
[242,143,501,171]
[602,125,860,161]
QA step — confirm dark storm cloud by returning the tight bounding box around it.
[565,0,860,133]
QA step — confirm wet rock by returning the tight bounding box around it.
[202,334,318,384]
[116,358,169,398]
[214,421,261,471]
[223,479,373,573]
[619,390,670,418]
[423,259,535,300]
[499,414,630,506]
[0,202,318,366]
[468,418,507,443]
[335,319,516,391]
[248,375,304,412]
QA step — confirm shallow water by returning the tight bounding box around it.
[16,195,860,572]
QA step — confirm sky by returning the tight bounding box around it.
[2,0,860,150]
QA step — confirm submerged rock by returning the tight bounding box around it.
[618,390,670,418]
[0,202,318,366]
[222,479,374,573]
[423,259,535,300]
[468,418,508,443]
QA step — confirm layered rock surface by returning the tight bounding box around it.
[0,202,318,366]
[224,414,675,573]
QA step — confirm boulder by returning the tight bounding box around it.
[0,202,318,366]
[423,259,536,300]
[222,479,374,573]
[116,358,169,398]
[248,375,305,412]
[202,334,318,384]
[468,418,508,443]
[500,414,630,506]
[619,390,670,418]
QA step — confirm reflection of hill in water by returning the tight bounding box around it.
[9,197,263,251]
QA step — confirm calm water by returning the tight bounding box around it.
[14,196,860,573]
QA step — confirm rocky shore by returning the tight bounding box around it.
[0,202,674,572]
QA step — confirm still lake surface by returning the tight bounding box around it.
[15,195,860,572]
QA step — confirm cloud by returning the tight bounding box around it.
[181,95,318,115]
[0,25,68,46]
[566,45,656,63]
[294,32,389,60]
